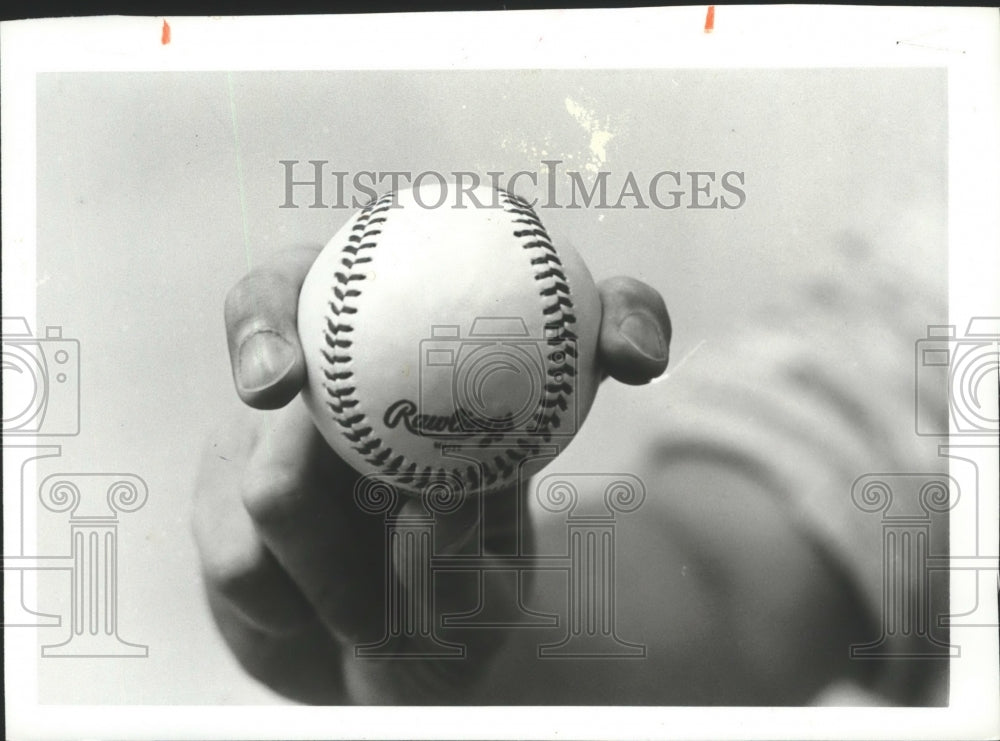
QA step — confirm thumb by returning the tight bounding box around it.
[224,245,322,409]
[597,275,672,385]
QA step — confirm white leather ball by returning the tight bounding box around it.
[297,181,601,497]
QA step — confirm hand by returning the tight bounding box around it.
[192,244,671,704]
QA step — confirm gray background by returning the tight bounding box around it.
[33,69,946,703]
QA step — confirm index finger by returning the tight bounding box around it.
[224,245,322,409]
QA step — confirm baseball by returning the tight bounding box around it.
[297,180,601,496]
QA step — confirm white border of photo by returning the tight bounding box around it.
[2,6,998,740]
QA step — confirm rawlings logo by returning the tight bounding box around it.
[383,399,518,437]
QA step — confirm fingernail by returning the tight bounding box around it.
[618,313,668,361]
[238,330,296,392]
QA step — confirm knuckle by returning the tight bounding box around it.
[203,538,271,601]
[309,579,368,644]
[224,270,279,335]
[240,465,305,526]
[601,275,664,306]
[600,274,641,296]
[311,578,351,625]
[223,275,255,329]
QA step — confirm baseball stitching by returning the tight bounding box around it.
[321,188,579,491]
